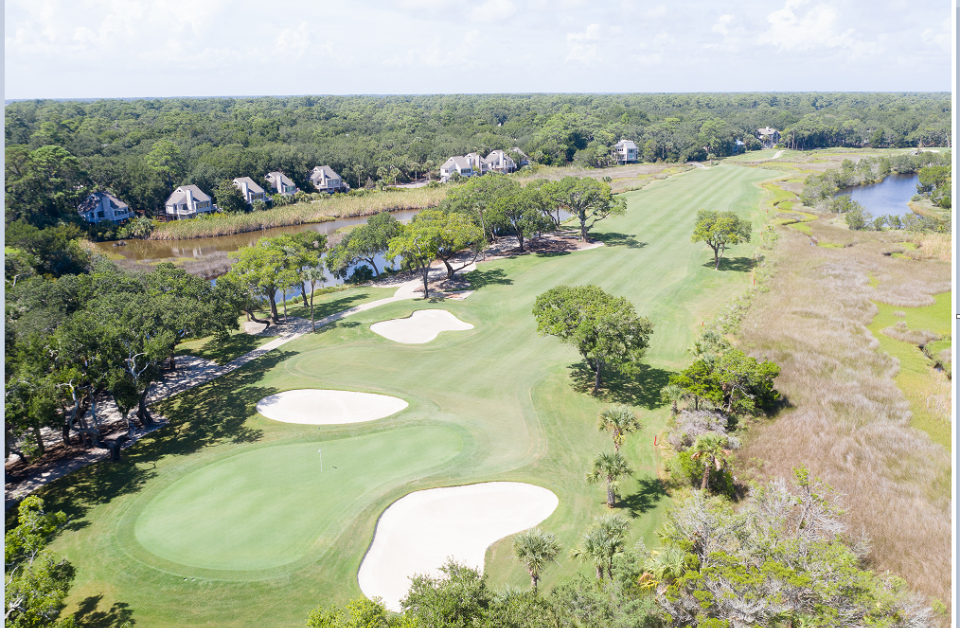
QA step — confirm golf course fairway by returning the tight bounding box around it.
[35,164,778,627]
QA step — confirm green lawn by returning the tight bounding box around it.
[38,164,778,627]
[867,292,952,449]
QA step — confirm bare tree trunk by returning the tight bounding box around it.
[137,388,154,426]
[33,424,45,456]
[701,465,711,490]
[362,257,380,276]
[282,291,288,322]
[267,289,280,324]
[606,483,616,508]
[594,362,602,393]
[421,265,430,299]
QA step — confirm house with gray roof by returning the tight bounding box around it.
[265,171,299,196]
[439,156,475,182]
[757,127,780,149]
[309,166,349,194]
[464,152,486,174]
[614,139,638,164]
[483,150,517,174]
[510,147,530,167]
[78,191,132,224]
[165,185,216,220]
[232,177,267,205]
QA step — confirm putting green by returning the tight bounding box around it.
[133,426,462,572]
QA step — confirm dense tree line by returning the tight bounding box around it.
[5,93,950,220]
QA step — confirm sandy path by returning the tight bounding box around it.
[358,482,559,611]
[772,149,785,159]
[371,310,474,344]
[256,390,408,425]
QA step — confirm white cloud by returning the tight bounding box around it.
[646,4,667,18]
[469,0,516,24]
[397,0,447,9]
[565,23,603,64]
[757,0,855,52]
[921,15,950,53]
[712,14,733,37]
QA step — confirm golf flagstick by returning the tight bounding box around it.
[318,448,322,472]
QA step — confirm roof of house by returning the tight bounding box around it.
[616,139,638,150]
[266,171,296,187]
[166,185,210,205]
[757,127,778,135]
[511,146,528,157]
[233,177,265,194]
[310,165,341,180]
[78,191,128,213]
[483,150,516,166]
[441,156,473,170]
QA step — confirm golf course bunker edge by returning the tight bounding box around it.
[370,309,474,344]
[358,482,559,611]
[256,389,408,425]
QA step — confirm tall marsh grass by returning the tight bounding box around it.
[150,188,447,240]
[735,220,952,614]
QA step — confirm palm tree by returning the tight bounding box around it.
[660,384,688,417]
[690,433,733,491]
[586,451,632,508]
[512,528,561,592]
[597,405,642,452]
[570,514,629,580]
[638,547,687,589]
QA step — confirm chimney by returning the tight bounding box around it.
[241,180,249,201]
[186,187,194,213]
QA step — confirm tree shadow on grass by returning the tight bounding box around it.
[464,267,512,290]
[32,350,295,529]
[568,362,675,409]
[592,232,647,249]
[73,595,135,628]
[702,256,755,272]
[288,290,381,321]
[620,477,668,518]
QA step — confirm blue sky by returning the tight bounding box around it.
[4,0,952,99]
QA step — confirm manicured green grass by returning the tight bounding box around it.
[39,165,777,627]
[867,293,952,449]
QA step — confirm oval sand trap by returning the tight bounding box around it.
[359,482,559,611]
[257,389,408,425]
[370,309,474,344]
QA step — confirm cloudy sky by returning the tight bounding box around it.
[4,0,953,99]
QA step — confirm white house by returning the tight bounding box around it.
[614,139,638,164]
[232,177,267,205]
[439,156,475,182]
[309,166,349,194]
[165,185,216,219]
[78,191,132,224]
[464,152,486,174]
[483,150,517,174]
[265,171,299,196]
[757,127,780,149]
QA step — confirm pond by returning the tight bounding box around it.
[835,173,919,217]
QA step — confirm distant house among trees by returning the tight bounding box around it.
[309,166,349,193]
[165,185,216,220]
[232,177,267,205]
[464,152,486,174]
[439,156,475,182]
[265,171,299,195]
[757,127,780,149]
[78,191,132,224]
[614,139,638,164]
[510,147,530,168]
[483,149,517,174]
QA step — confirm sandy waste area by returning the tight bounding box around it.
[370,310,474,344]
[256,389,408,425]
[358,482,559,611]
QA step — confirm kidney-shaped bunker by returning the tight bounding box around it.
[256,389,408,425]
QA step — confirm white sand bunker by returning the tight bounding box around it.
[359,482,559,611]
[256,389,408,425]
[370,309,474,344]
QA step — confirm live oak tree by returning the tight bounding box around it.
[532,285,653,393]
[544,177,625,241]
[691,209,752,270]
[669,348,780,417]
[443,174,520,242]
[492,185,554,252]
[387,209,485,298]
[328,212,401,278]
[227,241,297,323]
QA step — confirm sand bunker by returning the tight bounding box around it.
[256,389,408,425]
[370,309,474,344]
[358,482,559,611]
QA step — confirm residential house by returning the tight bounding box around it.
[265,171,299,196]
[439,156,475,182]
[483,150,517,174]
[464,152,486,175]
[614,139,638,164]
[309,166,349,194]
[757,127,780,149]
[510,147,530,168]
[165,185,216,219]
[78,191,132,224]
[232,177,267,205]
